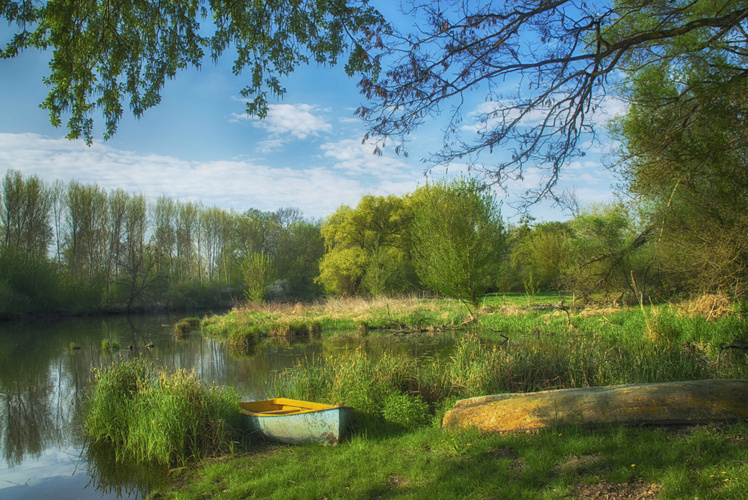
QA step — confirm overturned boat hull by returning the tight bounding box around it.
[442,379,748,432]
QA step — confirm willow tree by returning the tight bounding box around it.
[411,178,506,316]
[613,37,748,297]
[316,194,414,296]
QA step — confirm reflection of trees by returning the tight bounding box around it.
[2,370,64,467]
[84,442,168,498]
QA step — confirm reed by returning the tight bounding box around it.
[101,338,120,350]
[85,358,242,466]
[174,317,202,338]
[273,329,747,434]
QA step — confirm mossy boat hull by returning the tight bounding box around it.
[442,379,748,432]
[240,398,352,445]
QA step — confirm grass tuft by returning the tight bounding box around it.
[174,317,202,339]
[85,358,242,466]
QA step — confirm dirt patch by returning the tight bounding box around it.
[573,478,660,499]
[486,446,518,460]
[556,453,608,475]
[388,474,409,487]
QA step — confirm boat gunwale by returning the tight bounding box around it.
[239,398,350,417]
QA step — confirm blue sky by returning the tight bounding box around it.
[0,4,621,222]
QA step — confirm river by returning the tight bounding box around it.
[0,313,455,499]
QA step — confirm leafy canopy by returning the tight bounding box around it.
[316,194,413,296]
[1,0,386,143]
[357,0,748,203]
[612,17,748,297]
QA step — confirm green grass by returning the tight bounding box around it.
[155,294,748,497]
[84,358,243,466]
[271,331,746,436]
[161,422,748,499]
[197,295,470,344]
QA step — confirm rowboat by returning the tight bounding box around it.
[240,398,353,445]
[442,379,748,433]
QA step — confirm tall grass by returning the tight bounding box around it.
[273,329,747,434]
[274,349,437,431]
[85,358,242,466]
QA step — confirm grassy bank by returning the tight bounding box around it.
[197,292,746,346]
[162,422,748,499]
[198,295,469,346]
[149,294,748,497]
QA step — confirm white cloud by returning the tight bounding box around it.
[319,138,417,180]
[0,133,414,218]
[230,103,333,152]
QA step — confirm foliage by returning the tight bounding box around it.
[613,38,748,297]
[410,177,506,312]
[0,170,328,314]
[273,220,324,300]
[1,0,386,143]
[85,358,241,466]
[317,195,415,296]
[1,170,53,255]
[562,204,651,300]
[509,220,572,291]
[0,244,62,318]
[241,252,276,304]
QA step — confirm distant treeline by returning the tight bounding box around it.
[0,170,324,317]
[2,168,745,318]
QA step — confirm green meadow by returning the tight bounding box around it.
[83,293,748,498]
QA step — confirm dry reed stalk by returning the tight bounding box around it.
[678,294,732,321]
[577,306,621,319]
[496,305,526,316]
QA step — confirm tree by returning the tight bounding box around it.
[1,170,53,256]
[357,0,748,203]
[316,194,414,296]
[241,252,276,304]
[510,221,572,291]
[274,220,325,300]
[410,177,506,315]
[561,203,652,301]
[1,0,386,143]
[64,181,109,295]
[613,41,748,297]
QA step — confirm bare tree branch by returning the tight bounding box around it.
[358,0,748,205]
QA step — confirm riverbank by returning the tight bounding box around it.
[157,421,748,498]
[148,293,748,498]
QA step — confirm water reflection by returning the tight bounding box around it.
[0,314,456,498]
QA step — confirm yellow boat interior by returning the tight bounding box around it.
[240,398,336,416]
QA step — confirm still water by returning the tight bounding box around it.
[0,314,455,499]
